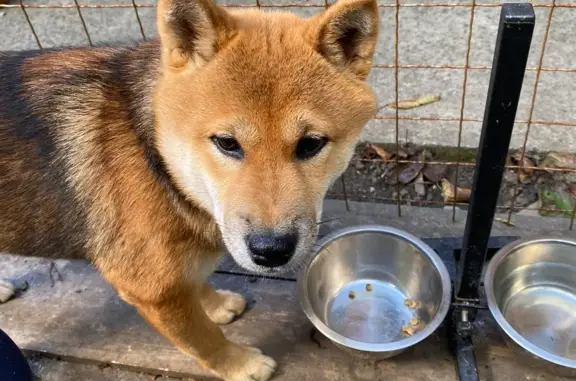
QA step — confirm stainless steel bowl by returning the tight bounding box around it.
[297,225,452,359]
[484,237,576,376]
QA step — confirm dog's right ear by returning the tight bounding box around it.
[157,0,236,70]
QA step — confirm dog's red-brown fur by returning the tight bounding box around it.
[0,1,379,379]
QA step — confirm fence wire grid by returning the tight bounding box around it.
[1,0,576,230]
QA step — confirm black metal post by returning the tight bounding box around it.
[456,4,535,301]
[450,5,535,381]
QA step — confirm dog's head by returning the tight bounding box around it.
[154,0,379,273]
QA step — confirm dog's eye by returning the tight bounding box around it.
[211,136,244,159]
[295,136,328,160]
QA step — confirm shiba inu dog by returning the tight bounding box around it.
[0,0,379,379]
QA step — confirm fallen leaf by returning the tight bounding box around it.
[569,183,576,199]
[440,179,471,203]
[387,94,441,110]
[399,163,424,184]
[422,164,448,183]
[540,152,576,172]
[366,143,393,161]
[366,143,409,161]
[495,217,515,227]
[511,151,535,174]
[510,151,535,184]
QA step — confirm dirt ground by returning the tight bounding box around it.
[327,144,576,218]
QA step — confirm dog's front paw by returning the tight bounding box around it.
[206,290,247,325]
[210,344,277,381]
[0,280,15,303]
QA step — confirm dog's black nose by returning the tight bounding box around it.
[246,231,298,267]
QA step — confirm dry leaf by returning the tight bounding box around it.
[510,151,535,183]
[495,217,515,227]
[540,152,576,171]
[388,94,441,110]
[441,179,472,203]
[569,183,576,199]
[366,143,409,162]
[422,164,448,183]
[366,143,393,161]
[512,151,535,173]
[399,163,424,184]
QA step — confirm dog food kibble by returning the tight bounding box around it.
[349,291,356,299]
[409,317,420,327]
[404,299,419,309]
[402,325,415,336]
[366,283,373,292]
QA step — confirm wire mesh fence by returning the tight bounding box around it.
[1,0,575,229]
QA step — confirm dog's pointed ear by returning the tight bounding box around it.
[308,0,379,80]
[157,0,236,69]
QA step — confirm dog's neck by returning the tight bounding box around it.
[118,41,222,246]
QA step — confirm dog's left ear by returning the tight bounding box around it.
[157,0,236,69]
[308,0,379,80]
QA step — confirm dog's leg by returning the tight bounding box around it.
[119,283,275,381]
[200,284,246,325]
[0,279,15,303]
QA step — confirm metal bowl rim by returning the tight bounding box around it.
[297,224,452,353]
[484,236,576,369]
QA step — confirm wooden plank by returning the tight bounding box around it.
[27,356,195,381]
[0,254,456,380]
[0,254,569,381]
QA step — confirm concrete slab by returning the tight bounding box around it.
[320,199,576,240]
[1,3,576,152]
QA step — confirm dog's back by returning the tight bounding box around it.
[0,43,189,259]
[0,49,87,258]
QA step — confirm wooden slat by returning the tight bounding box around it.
[0,255,456,380]
[0,254,568,381]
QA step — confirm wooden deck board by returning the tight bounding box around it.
[0,254,569,381]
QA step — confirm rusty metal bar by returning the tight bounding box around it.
[373,115,576,128]
[18,0,42,49]
[325,193,568,215]
[452,0,476,222]
[131,0,147,41]
[350,158,576,173]
[393,0,401,217]
[373,63,576,73]
[506,0,555,224]
[73,0,93,47]
[340,177,350,212]
[4,2,576,8]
